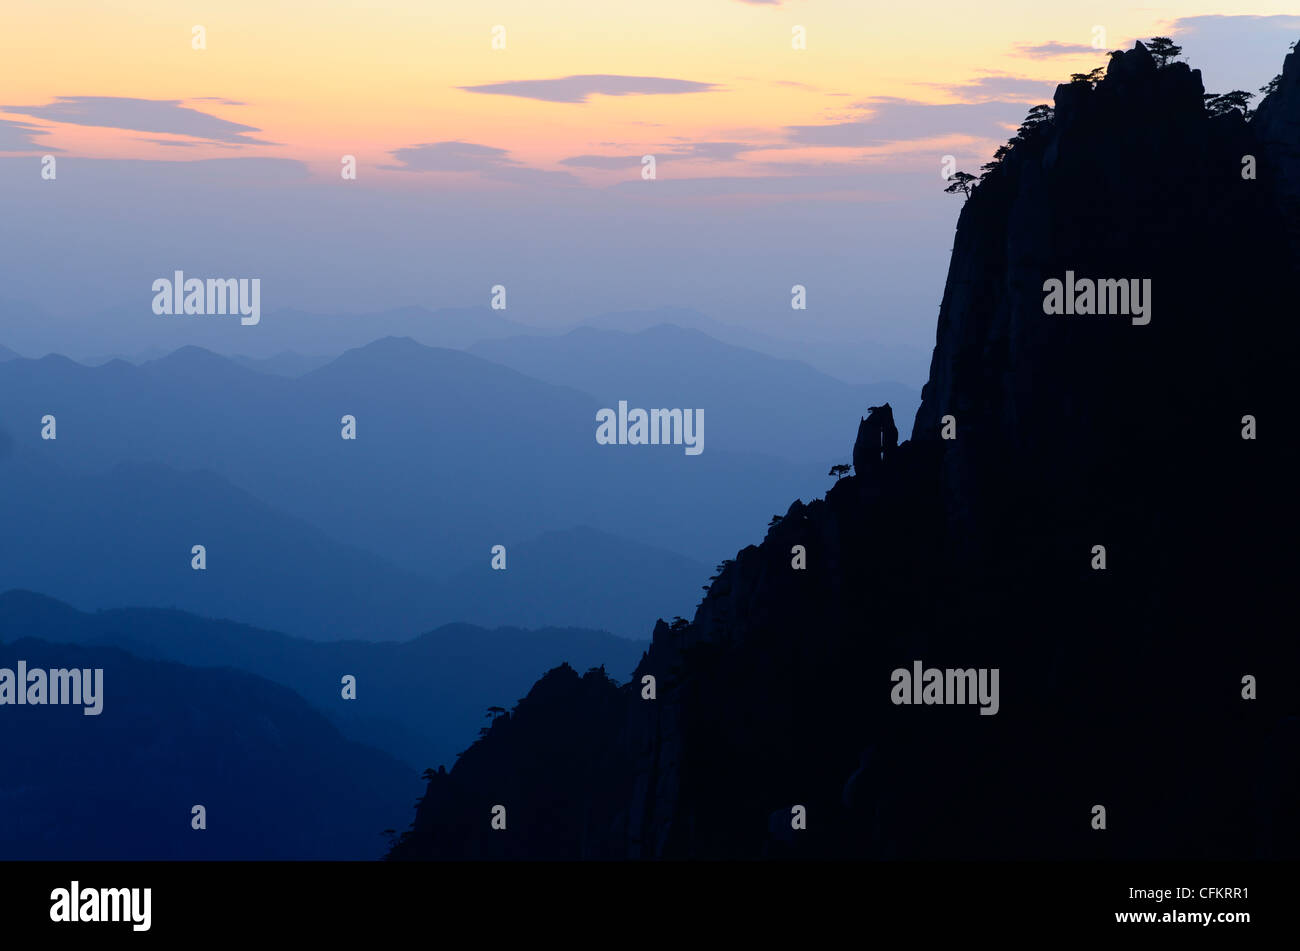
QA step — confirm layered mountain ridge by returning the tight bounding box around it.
[389,41,1300,861]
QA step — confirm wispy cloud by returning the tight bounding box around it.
[560,140,758,170]
[382,141,514,172]
[1,96,274,145]
[0,118,61,151]
[786,97,1025,147]
[918,74,1057,104]
[1171,13,1300,36]
[559,154,641,169]
[381,140,580,185]
[1013,41,1103,58]
[458,75,718,103]
[608,169,904,199]
[0,155,308,184]
[669,141,754,160]
[1164,15,1300,96]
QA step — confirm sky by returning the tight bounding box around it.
[1,2,1297,382]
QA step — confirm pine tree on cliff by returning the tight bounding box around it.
[1146,36,1182,67]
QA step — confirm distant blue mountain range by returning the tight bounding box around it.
[0,327,908,638]
[0,590,645,773]
[0,635,418,859]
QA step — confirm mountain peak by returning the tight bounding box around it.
[0,589,87,638]
[338,335,447,363]
[142,345,257,379]
[390,39,1300,862]
[148,344,223,363]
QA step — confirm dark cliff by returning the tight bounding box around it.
[390,42,1300,861]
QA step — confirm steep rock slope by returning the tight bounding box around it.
[390,42,1300,861]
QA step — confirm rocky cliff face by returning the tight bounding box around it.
[390,42,1300,861]
[1252,44,1300,253]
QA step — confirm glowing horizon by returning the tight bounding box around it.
[5,1,1295,190]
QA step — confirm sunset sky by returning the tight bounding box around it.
[2,3,1297,377]
[6,2,1296,182]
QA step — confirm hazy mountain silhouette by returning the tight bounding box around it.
[469,324,918,463]
[393,663,631,860]
[573,307,930,385]
[0,336,818,573]
[0,298,52,358]
[0,637,417,859]
[0,457,439,639]
[0,439,713,638]
[79,348,333,377]
[0,302,543,363]
[0,337,820,635]
[0,590,646,770]
[389,40,1300,861]
[238,305,541,355]
[435,525,706,635]
[228,351,334,377]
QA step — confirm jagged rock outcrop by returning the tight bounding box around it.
[1252,43,1300,254]
[852,403,899,477]
[391,41,1299,861]
[387,663,631,859]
